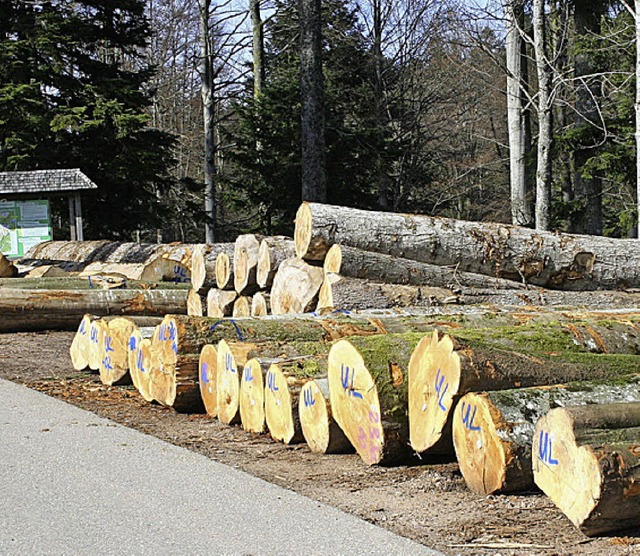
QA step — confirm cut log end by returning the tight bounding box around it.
[69,314,93,370]
[216,339,242,425]
[250,292,270,317]
[294,202,328,261]
[239,358,266,433]
[98,317,136,386]
[190,246,206,291]
[207,289,237,318]
[199,344,218,417]
[233,235,261,294]
[215,252,233,290]
[187,289,204,317]
[264,364,304,444]
[270,258,324,315]
[232,296,252,318]
[323,244,342,274]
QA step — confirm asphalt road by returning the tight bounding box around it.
[0,378,441,555]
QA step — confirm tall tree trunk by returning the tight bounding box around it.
[504,0,532,226]
[299,0,327,202]
[373,0,390,210]
[200,0,216,243]
[533,0,553,231]
[636,1,640,237]
[250,0,264,99]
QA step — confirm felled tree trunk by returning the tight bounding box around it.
[452,375,640,495]
[199,344,218,417]
[217,339,244,425]
[80,257,191,284]
[187,289,205,317]
[233,234,264,295]
[215,252,234,290]
[251,292,270,317]
[264,363,306,444]
[256,236,296,289]
[127,326,155,396]
[294,201,640,290]
[98,317,137,386]
[69,315,95,371]
[533,402,640,536]
[206,289,237,318]
[239,358,268,434]
[299,378,352,454]
[232,296,252,317]
[270,258,324,314]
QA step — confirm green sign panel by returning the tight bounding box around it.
[0,200,52,258]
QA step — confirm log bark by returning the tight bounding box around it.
[239,358,267,434]
[215,252,234,290]
[232,296,252,318]
[408,328,640,456]
[199,344,218,417]
[270,258,324,314]
[294,201,640,290]
[256,236,296,289]
[452,375,640,495]
[327,333,427,465]
[264,363,306,444]
[0,288,188,332]
[79,257,191,284]
[250,292,270,317]
[206,289,237,318]
[533,402,640,536]
[299,378,353,454]
[233,234,264,295]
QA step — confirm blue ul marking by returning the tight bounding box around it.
[102,355,113,371]
[538,431,559,465]
[266,372,279,392]
[340,364,363,399]
[79,320,87,335]
[461,401,481,432]
[226,353,235,373]
[435,369,449,412]
[128,336,137,351]
[91,327,99,344]
[105,337,115,353]
[244,365,253,382]
[137,349,146,373]
[200,362,209,383]
[303,388,315,408]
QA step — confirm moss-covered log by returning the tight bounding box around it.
[453,375,640,495]
[533,403,640,536]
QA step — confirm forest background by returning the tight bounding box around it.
[1,0,638,243]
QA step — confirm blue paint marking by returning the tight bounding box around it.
[172,340,178,354]
[200,362,209,384]
[435,368,449,412]
[303,388,315,408]
[209,319,244,341]
[266,372,279,392]
[105,336,115,353]
[128,336,137,351]
[225,352,235,373]
[90,327,99,344]
[79,320,87,335]
[137,349,146,373]
[538,431,559,465]
[244,365,253,382]
[461,401,481,432]
[102,355,113,371]
[340,364,364,399]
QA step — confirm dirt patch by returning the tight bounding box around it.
[1,331,638,555]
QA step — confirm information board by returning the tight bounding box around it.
[0,199,52,258]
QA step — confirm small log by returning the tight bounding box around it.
[264,363,306,444]
[232,296,252,318]
[215,252,234,290]
[79,258,191,283]
[327,333,426,465]
[256,236,296,289]
[98,317,137,386]
[533,403,640,536]
[270,258,324,314]
[190,246,207,290]
[239,358,267,434]
[299,378,353,454]
[452,375,640,495]
[187,289,204,317]
[0,253,17,278]
[69,314,94,370]
[199,344,218,417]
[217,339,243,425]
[251,292,270,317]
[206,289,237,318]
[318,274,459,312]
[233,234,263,294]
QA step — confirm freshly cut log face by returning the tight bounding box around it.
[190,246,206,291]
[239,358,266,434]
[256,236,296,289]
[250,292,269,317]
[533,403,640,536]
[232,296,252,317]
[199,344,218,417]
[69,314,93,370]
[187,288,204,317]
[270,258,324,314]
[127,328,144,392]
[98,317,137,386]
[216,339,243,425]
[323,244,342,274]
[87,319,105,370]
[233,234,262,294]
[133,337,154,402]
[299,379,352,454]
[264,364,304,444]
[207,289,237,318]
[215,252,234,290]
[453,375,640,495]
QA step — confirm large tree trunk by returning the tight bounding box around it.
[294,201,640,290]
[452,375,640,495]
[270,258,324,314]
[250,0,264,98]
[256,236,296,289]
[636,0,640,237]
[533,402,640,535]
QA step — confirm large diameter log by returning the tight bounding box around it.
[128,327,155,399]
[69,315,93,370]
[98,317,137,386]
[264,363,306,444]
[216,339,243,425]
[408,328,640,456]
[294,201,640,290]
[215,252,234,290]
[299,379,353,454]
[240,358,267,434]
[0,288,188,333]
[79,258,191,284]
[256,236,296,289]
[270,258,324,314]
[207,289,237,318]
[533,403,640,536]
[233,234,263,294]
[199,344,218,417]
[327,333,426,465]
[452,375,640,495]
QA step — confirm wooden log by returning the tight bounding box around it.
[256,236,296,289]
[239,358,267,434]
[294,201,640,290]
[127,326,155,398]
[217,339,243,425]
[251,292,270,317]
[232,296,252,318]
[299,378,353,454]
[199,344,218,417]
[187,289,204,317]
[264,363,306,444]
[69,314,94,370]
[321,244,526,289]
[190,246,207,290]
[79,257,191,284]
[0,252,17,277]
[270,258,324,314]
[318,274,459,312]
[233,234,263,295]
[215,252,234,290]
[327,333,426,465]
[98,317,137,386]
[206,289,237,318]
[135,337,154,402]
[0,288,188,332]
[24,264,69,278]
[452,375,640,495]
[408,328,640,456]
[533,403,640,535]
